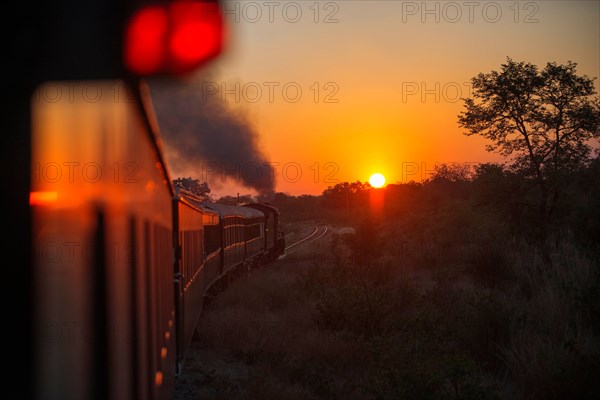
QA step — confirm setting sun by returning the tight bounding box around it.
[369,173,386,188]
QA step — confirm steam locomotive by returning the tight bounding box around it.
[31,80,284,399]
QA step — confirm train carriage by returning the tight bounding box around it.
[243,203,285,260]
[200,203,266,274]
[32,81,176,400]
[172,192,220,373]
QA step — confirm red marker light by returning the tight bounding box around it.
[124,1,224,76]
[169,1,223,74]
[124,6,169,75]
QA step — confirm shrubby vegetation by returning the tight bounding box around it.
[176,157,600,400]
[176,60,599,399]
[305,172,600,398]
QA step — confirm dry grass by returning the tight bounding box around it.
[499,242,600,399]
[175,224,600,400]
[175,242,376,400]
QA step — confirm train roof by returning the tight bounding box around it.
[201,202,265,218]
[175,188,269,218]
[175,189,219,215]
[243,203,280,216]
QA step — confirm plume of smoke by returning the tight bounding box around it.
[149,78,275,199]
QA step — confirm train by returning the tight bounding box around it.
[30,82,284,399]
[173,190,285,371]
[9,1,282,398]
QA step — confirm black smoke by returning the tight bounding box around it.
[149,78,275,199]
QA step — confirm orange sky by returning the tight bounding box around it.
[160,0,600,197]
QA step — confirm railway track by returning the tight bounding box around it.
[279,226,328,258]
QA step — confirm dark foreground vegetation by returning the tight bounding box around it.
[175,60,599,399]
[175,158,600,400]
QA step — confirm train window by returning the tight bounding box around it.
[204,224,220,254]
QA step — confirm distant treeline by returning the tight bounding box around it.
[271,157,600,249]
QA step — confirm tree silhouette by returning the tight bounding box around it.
[458,58,600,238]
[321,181,370,210]
[173,177,212,201]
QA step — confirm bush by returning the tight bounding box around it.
[501,242,600,399]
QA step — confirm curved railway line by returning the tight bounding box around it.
[279,226,329,258]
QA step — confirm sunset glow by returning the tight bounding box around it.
[369,173,386,188]
[160,1,599,197]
